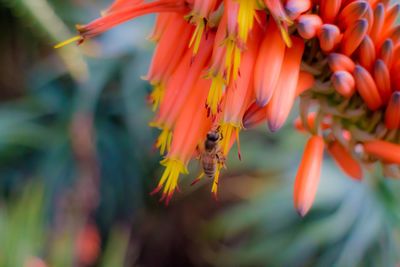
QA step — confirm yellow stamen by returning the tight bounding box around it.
[278,22,293,47]
[189,17,206,55]
[150,83,165,111]
[237,0,256,43]
[155,127,173,155]
[206,75,225,115]
[219,122,241,155]
[54,36,82,49]
[224,39,241,82]
[155,158,188,203]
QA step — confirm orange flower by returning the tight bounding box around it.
[219,22,261,157]
[317,24,341,53]
[267,37,305,132]
[102,0,144,15]
[55,0,188,48]
[294,135,324,217]
[353,65,383,110]
[146,14,193,110]
[296,14,323,39]
[384,92,400,129]
[152,77,212,204]
[253,19,286,106]
[341,19,368,56]
[363,140,400,164]
[328,53,355,73]
[58,0,400,212]
[319,0,341,23]
[331,70,356,98]
[187,0,219,54]
[328,141,363,180]
[243,71,314,129]
[285,0,311,20]
[151,33,214,154]
[263,0,293,46]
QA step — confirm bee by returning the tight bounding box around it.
[200,130,226,179]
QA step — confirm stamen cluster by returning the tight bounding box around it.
[58,0,400,215]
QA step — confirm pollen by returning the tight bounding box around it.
[151,158,188,205]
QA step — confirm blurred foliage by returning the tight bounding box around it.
[0,0,399,267]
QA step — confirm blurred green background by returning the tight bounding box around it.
[0,1,400,266]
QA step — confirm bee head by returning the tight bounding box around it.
[207,131,220,142]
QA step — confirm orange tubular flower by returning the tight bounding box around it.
[263,0,293,46]
[152,77,212,204]
[297,14,323,39]
[384,92,400,129]
[328,53,355,73]
[358,35,376,71]
[319,0,341,23]
[243,71,314,129]
[341,19,368,56]
[363,140,400,164]
[58,0,400,211]
[373,59,391,104]
[294,135,324,217]
[317,24,341,53]
[151,33,214,154]
[102,0,144,15]
[331,70,356,98]
[337,1,369,30]
[220,23,262,158]
[328,141,362,180]
[267,37,305,132]
[187,0,218,54]
[254,19,286,106]
[285,0,311,20]
[82,0,188,40]
[353,65,383,110]
[146,14,193,110]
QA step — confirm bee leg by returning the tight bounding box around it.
[191,172,205,186]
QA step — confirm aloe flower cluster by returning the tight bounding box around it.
[58,0,400,216]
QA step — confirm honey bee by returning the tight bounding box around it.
[199,130,226,179]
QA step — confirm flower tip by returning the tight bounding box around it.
[255,97,269,108]
[150,185,162,196]
[296,205,309,217]
[267,121,281,133]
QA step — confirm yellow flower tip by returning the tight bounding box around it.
[237,0,256,43]
[279,24,293,47]
[189,17,206,55]
[206,75,225,116]
[224,39,241,82]
[155,127,173,155]
[149,83,165,111]
[54,35,82,49]
[151,158,188,205]
[219,122,240,157]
